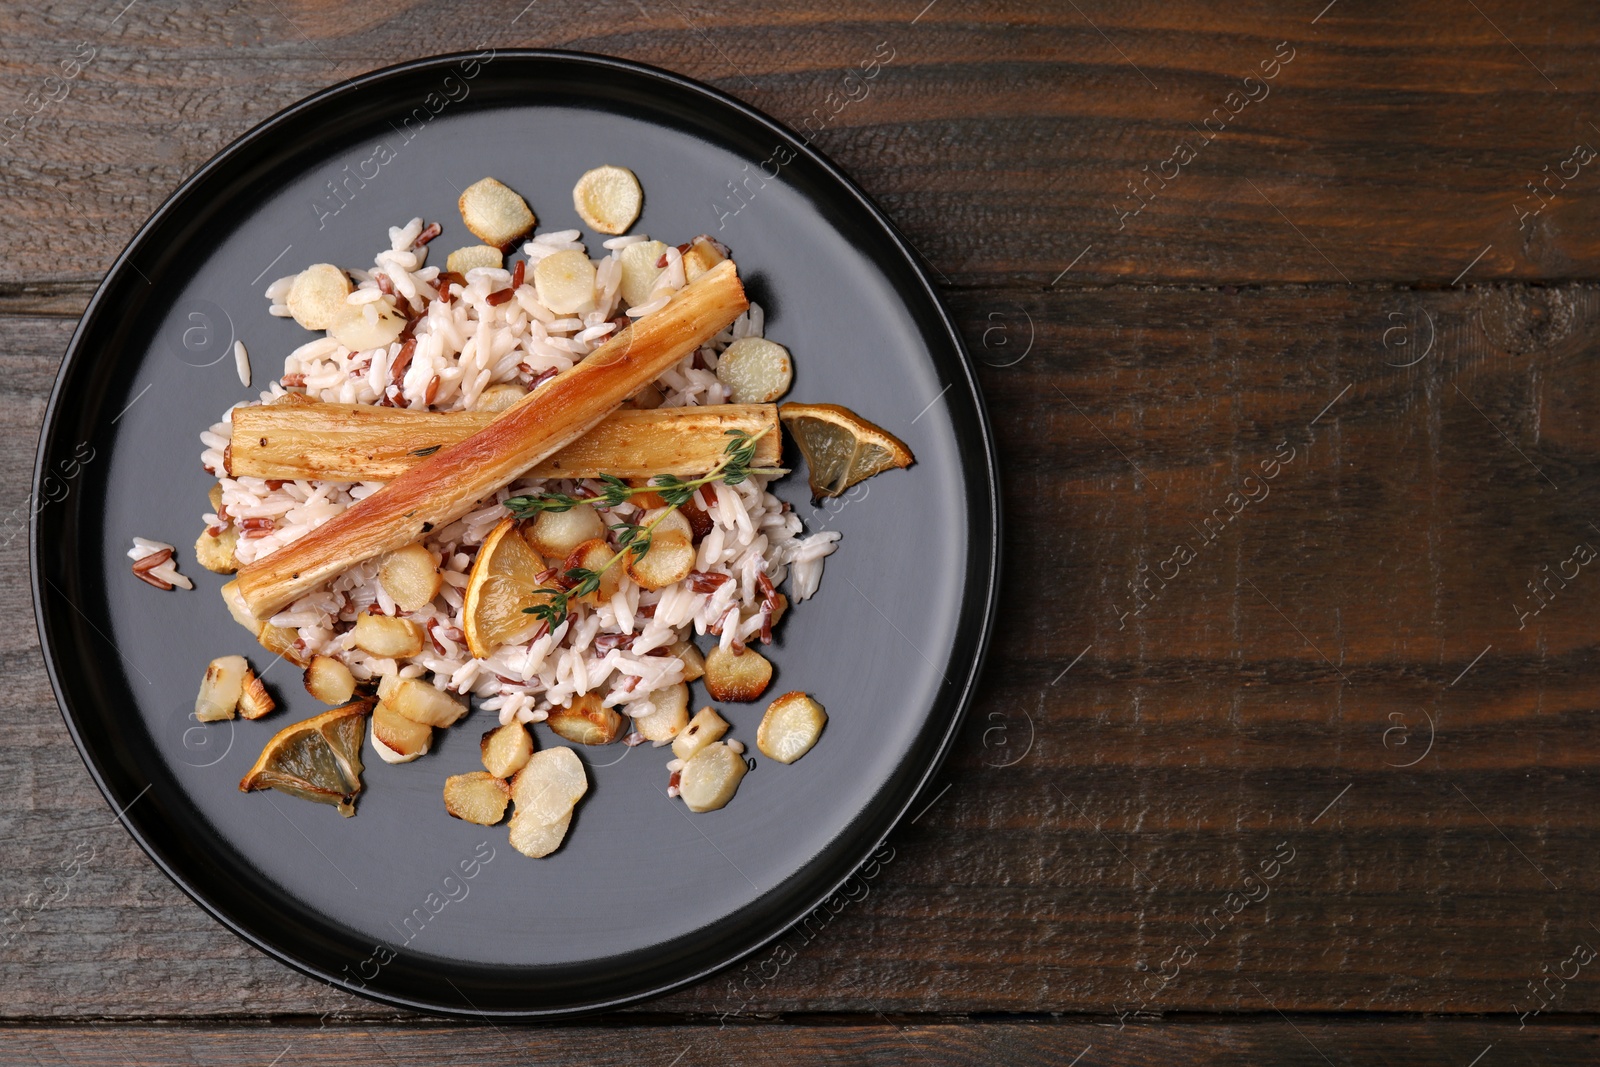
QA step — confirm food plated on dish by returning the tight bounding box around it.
[154,166,913,856]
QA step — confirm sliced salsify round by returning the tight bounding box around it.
[778,402,915,500]
[572,165,643,236]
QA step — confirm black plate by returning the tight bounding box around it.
[31,50,998,1017]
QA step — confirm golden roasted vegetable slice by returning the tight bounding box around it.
[703,645,773,703]
[329,298,407,351]
[626,531,695,591]
[286,264,351,331]
[446,244,504,274]
[304,654,356,705]
[463,517,556,658]
[619,240,668,306]
[459,177,536,248]
[480,721,534,778]
[371,700,432,763]
[678,741,747,813]
[778,402,914,500]
[681,235,728,283]
[546,692,624,745]
[444,772,512,826]
[510,746,588,825]
[562,539,623,606]
[716,337,792,404]
[196,655,248,722]
[194,527,238,574]
[672,706,729,761]
[508,807,572,858]
[378,675,467,728]
[634,682,689,743]
[239,698,373,816]
[379,543,442,613]
[238,667,276,720]
[757,691,826,764]
[671,638,705,683]
[533,248,597,315]
[351,614,424,658]
[526,504,604,561]
[572,165,643,235]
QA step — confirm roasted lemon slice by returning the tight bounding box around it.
[239,698,373,817]
[777,402,915,499]
[463,517,556,659]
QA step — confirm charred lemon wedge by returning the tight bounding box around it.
[463,517,556,659]
[239,698,373,817]
[778,402,914,500]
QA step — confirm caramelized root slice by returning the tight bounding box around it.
[634,682,689,743]
[626,531,696,591]
[678,741,747,813]
[459,178,536,248]
[443,771,512,825]
[195,528,239,574]
[196,655,248,722]
[757,691,826,764]
[381,676,467,728]
[671,639,705,683]
[446,244,504,274]
[351,614,424,658]
[329,298,407,352]
[703,645,773,703]
[304,654,356,705]
[533,249,597,315]
[681,235,728,283]
[716,337,792,404]
[546,692,625,745]
[286,264,351,331]
[619,240,668,306]
[671,706,729,761]
[379,543,442,613]
[572,165,643,235]
[526,504,604,561]
[371,701,432,762]
[480,721,534,778]
[510,746,588,825]
[238,668,276,720]
[508,807,572,858]
[563,539,623,605]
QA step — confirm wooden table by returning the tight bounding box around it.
[5,1,1600,1062]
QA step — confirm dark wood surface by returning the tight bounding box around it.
[5,0,1600,1061]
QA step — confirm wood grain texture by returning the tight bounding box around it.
[2,0,1600,305]
[4,1018,1600,1066]
[6,0,1600,1049]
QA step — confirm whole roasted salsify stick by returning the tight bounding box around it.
[235,259,747,620]
[228,402,780,482]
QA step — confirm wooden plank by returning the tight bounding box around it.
[2,0,1600,304]
[3,1019,1598,1065]
[6,281,1600,1018]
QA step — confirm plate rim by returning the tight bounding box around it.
[30,46,1001,1018]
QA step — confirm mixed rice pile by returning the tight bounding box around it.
[199,218,838,729]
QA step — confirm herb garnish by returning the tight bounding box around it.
[512,427,784,628]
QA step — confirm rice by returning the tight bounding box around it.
[204,218,838,726]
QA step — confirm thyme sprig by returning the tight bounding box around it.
[517,427,783,628]
[504,426,782,520]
